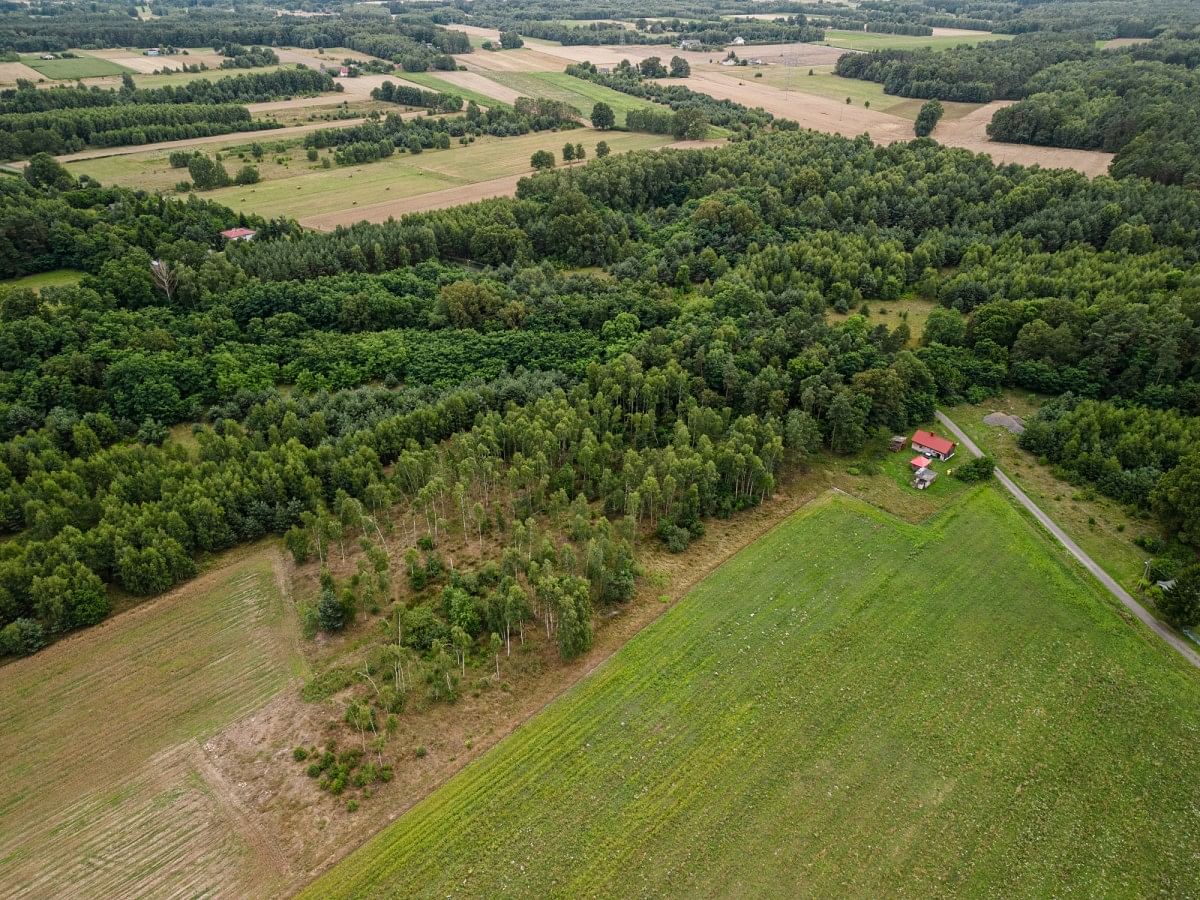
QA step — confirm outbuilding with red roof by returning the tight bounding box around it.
[220,227,257,241]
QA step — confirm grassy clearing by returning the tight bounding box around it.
[485,71,657,126]
[0,268,84,292]
[826,294,937,344]
[132,62,295,89]
[302,487,1200,898]
[817,29,1013,51]
[0,549,298,897]
[395,71,513,109]
[945,391,1160,597]
[20,52,133,79]
[68,129,671,219]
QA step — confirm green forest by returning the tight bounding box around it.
[4,118,1200,657]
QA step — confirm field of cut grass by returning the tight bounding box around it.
[302,487,1200,898]
[945,392,1160,598]
[20,52,133,79]
[484,71,657,126]
[0,268,84,292]
[826,294,938,343]
[132,62,295,89]
[0,550,299,898]
[817,29,1013,51]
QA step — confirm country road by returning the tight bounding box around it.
[935,410,1200,669]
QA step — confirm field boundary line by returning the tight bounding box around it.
[936,409,1200,669]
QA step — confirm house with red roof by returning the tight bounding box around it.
[220,227,257,241]
[909,455,931,472]
[911,429,956,461]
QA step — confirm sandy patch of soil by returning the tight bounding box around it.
[89,47,227,74]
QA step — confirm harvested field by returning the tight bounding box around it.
[0,60,45,84]
[674,71,913,142]
[456,47,566,73]
[422,69,525,105]
[533,41,843,68]
[0,548,301,899]
[485,71,663,125]
[933,101,1114,177]
[301,488,1200,897]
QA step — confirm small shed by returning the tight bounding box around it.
[731,35,746,45]
[909,455,930,472]
[888,435,906,452]
[220,227,257,241]
[144,48,160,56]
[913,469,938,490]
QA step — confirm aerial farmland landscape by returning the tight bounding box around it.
[3,0,1200,896]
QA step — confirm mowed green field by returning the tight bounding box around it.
[0,549,300,897]
[20,52,133,79]
[817,29,1014,51]
[303,488,1200,898]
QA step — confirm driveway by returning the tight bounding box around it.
[935,410,1200,669]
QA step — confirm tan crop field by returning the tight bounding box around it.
[0,548,301,899]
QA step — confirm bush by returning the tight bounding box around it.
[0,618,46,656]
[955,455,996,482]
[234,164,260,185]
[530,149,555,169]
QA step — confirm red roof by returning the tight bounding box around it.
[911,430,955,456]
[220,227,256,239]
[910,456,930,469]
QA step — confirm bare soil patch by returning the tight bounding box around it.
[89,47,226,74]
[457,48,566,73]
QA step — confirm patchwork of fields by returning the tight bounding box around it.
[303,488,1200,897]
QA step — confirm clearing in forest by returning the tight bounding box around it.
[302,488,1200,898]
[0,549,301,899]
[18,51,133,79]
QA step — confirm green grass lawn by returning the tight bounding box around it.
[302,487,1200,898]
[0,268,84,292]
[817,29,1014,51]
[20,52,133,79]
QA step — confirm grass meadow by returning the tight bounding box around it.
[301,487,1200,898]
[485,71,663,126]
[0,268,84,292]
[67,129,672,220]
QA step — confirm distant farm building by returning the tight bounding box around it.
[337,66,350,77]
[144,48,160,56]
[679,39,702,50]
[40,53,56,60]
[220,227,257,241]
[888,435,906,452]
[913,468,938,490]
[911,429,956,461]
[731,35,746,45]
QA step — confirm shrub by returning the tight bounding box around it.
[955,455,996,482]
[0,618,46,656]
